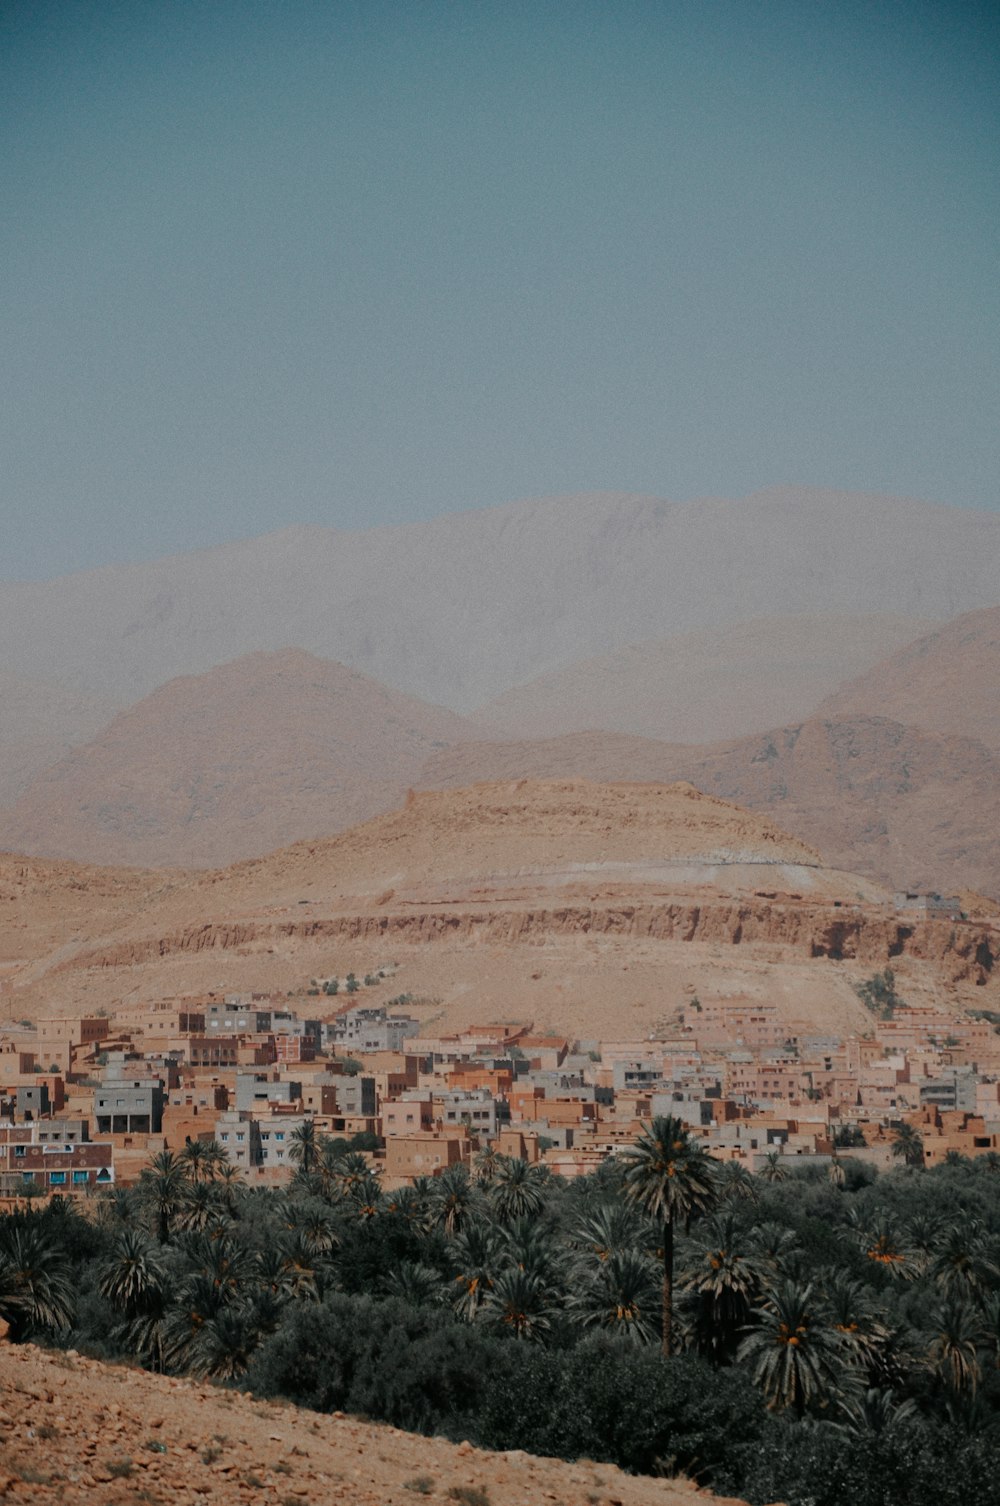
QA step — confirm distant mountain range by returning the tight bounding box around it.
[1,489,998,893]
[2,487,998,707]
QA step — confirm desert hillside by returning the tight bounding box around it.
[818,604,1000,748]
[1,488,997,709]
[0,670,119,807]
[472,613,935,743]
[0,1342,741,1506]
[5,780,996,1047]
[0,650,475,868]
[421,718,1000,899]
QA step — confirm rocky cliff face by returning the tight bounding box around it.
[67,897,996,986]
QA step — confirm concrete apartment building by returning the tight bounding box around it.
[329,1006,420,1054]
[95,1077,165,1135]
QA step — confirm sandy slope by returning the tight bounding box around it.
[0,1341,750,1506]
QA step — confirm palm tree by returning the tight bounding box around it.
[840,1387,918,1435]
[288,1119,318,1176]
[620,1116,718,1356]
[853,1213,916,1281]
[139,1149,189,1243]
[758,1151,789,1183]
[176,1179,225,1234]
[201,1139,228,1180]
[449,1221,503,1322]
[100,1228,166,1313]
[571,1203,652,1266]
[929,1221,1000,1301]
[473,1146,501,1186]
[161,1271,229,1372]
[383,1261,445,1307]
[748,1221,801,1276]
[96,1185,140,1229]
[820,1269,890,1374]
[214,1161,245,1217]
[570,1249,661,1345]
[716,1161,759,1205]
[186,1306,261,1381]
[738,1279,847,1417]
[680,1211,763,1364]
[428,1163,478,1236]
[925,1296,984,1397]
[179,1138,209,1182]
[490,1158,549,1224]
[99,1228,168,1369]
[0,1224,75,1339]
[891,1122,924,1168]
[480,1267,556,1342]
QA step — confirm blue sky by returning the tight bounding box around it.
[2,0,998,579]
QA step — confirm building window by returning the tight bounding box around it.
[14,1146,25,1158]
[73,1171,88,1185]
[49,1172,66,1185]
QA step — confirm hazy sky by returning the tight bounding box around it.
[3,0,998,580]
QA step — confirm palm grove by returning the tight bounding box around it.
[4,1117,1000,1506]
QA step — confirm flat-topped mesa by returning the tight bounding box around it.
[210,777,873,911]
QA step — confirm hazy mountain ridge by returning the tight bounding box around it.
[0,650,476,868]
[471,613,936,743]
[0,669,120,807]
[2,487,998,709]
[818,604,1000,748]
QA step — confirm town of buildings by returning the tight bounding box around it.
[3,970,1000,1202]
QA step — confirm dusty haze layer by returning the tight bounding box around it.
[2,487,998,708]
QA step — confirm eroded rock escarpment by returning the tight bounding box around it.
[66,898,996,986]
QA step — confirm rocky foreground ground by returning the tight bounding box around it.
[0,1342,755,1506]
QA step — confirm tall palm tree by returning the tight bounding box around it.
[620,1116,718,1356]
[449,1221,503,1322]
[179,1138,209,1182]
[571,1203,653,1266]
[758,1151,789,1183]
[570,1249,661,1345]
[139,1149,190,1243]
[490,1157,549,1224]
[288,1119,318,1176]
[716,1160,759,1205]
[738,1279,847,1417]
[0,1224,75,1339]
[214,1161,245,1217]
[852,1212,916,1281]
[820,1268,891,1375]
[681,1211,763,1364]
[925,1296,984,1397]
[891,1122,925,1168]
[929,1221,1000,1301]
[428,1163,478,1237]
[99,1228,168,1369]
[175,1178,225,1234]
[480,1266,556,1342]
[383,1261,445,1308]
